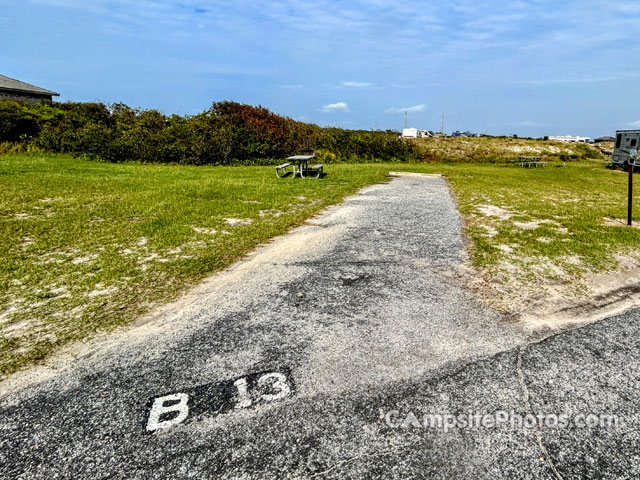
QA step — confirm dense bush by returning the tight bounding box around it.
[0,100,419,164]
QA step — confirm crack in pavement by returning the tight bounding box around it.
[517,345,564,480]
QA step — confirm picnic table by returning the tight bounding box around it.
[517,156,547,167]
[276,154,324,178]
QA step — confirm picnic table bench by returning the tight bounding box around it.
[517,156,547,167]
[276,154,323,178]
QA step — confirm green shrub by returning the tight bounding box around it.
[0,141,46,155]
[313,149,338,164]
[0,99,419,164]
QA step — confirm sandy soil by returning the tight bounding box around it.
[468,252,640,336]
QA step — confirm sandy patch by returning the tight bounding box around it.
[38,197,64,204]
[603,217,640,229]
[68,304,86,317]
[507,144,564,154]
[497,244,514,253]
[259,209,284,217]
[0,303,20,324]
[510,218,567,233]
[88,286,117,298]
[36,249,80,265]
[45,286,68,296]
[516,254,640,331]
[1,319,32,338]
[225,218,253,226]
[192,227,217,235]
[481,224,498,237]
[540,219,562,226]
[513,220,540,230]
[71,254,98,265]
[122,237,151,255]
[477,204,512,219]
[470,250,640,337]
[140,253,169,264]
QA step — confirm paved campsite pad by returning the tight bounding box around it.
[1,174,639,478]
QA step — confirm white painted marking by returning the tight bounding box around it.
[146,393,189,432]
[233,377,252,409]
[258,372,291,402]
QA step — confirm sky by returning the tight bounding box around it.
[2,0,640,137]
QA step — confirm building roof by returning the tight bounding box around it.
[0,74,59,96]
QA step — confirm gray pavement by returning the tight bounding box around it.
[1,174,638,479]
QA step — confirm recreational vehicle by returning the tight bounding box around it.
[612,130,640,168]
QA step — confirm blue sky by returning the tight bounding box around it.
[2,0,640,137]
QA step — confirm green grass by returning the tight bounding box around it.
[2,152,638,375]
[0,155,390,376]
[391,159,640,305]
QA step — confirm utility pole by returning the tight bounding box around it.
[404,110,408,129]
[441,112,445,135]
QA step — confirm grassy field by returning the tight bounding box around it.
[0,155,390,375]
[405,160,640,309]
[2,148,638,375]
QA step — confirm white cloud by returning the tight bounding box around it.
[341,81,375,88]
[321,102,350,113]
[385,104,426,114]
[630,120,640,127]
[280,84,303,89]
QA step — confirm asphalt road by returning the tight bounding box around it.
[1,174,638,479]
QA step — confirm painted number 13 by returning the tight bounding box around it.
[234,372,291,409]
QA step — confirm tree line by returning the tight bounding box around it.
[0,100,419,164]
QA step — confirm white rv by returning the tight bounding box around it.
[612,130,640,168]
[548,135,590,143]
[401,128,433,138]
[401,128,419,138]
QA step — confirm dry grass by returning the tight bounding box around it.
[410,136,601,163]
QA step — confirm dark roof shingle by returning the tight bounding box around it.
[0,74,59,96]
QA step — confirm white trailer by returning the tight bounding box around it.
[612,130,640,168]
[401,128,419,138]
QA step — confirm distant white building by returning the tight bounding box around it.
[401,128,432,138]
[548,135,590,143]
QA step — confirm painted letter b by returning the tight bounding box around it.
[146,393,189,432]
